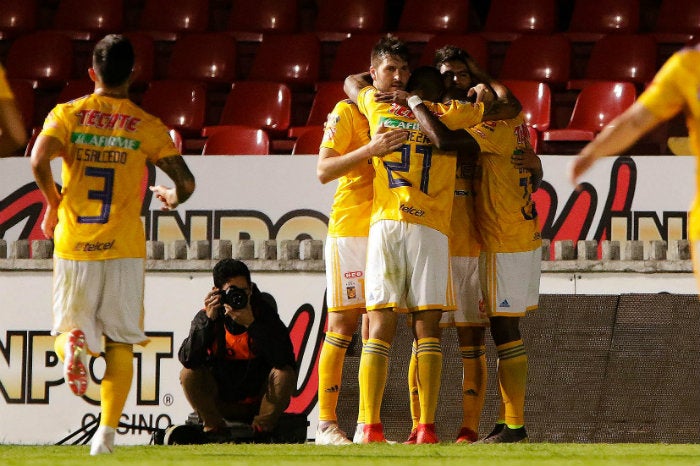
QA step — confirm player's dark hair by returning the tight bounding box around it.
[92,34,134,87]
[434,45,471,68]
[371,34,410,67]
[213,259,251,289]
[406,66,445,101]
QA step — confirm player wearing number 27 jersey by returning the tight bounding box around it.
[357,88,485,238]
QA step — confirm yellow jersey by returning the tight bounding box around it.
[39,94,179,260]
[468,114,542,253]
[450,154,481,257]
[356,86,485,235]
[0,65,14,99]
[637,45,700,241]
[321,99,373,237]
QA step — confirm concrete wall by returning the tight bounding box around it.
[2,238,699,443]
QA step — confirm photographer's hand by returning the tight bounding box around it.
[204,288,222,320]
[224,304,255,328]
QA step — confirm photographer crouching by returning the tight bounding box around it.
[178,259,298,442]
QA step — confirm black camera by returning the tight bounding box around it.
[220,285,248,310]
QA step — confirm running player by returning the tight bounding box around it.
[30,35,196,455]
[569,45,700,264]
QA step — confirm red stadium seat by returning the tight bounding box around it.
[653,0,700,46]
[202,125,270,155]
[123,32,155,90]
[418,34,489,70]
[566,34,656,90]
[313,0,387,43]
[304,81,347,127]
[5,31,74,89]
[396,0,472,44]
[215,81,292,136]
[167,32,237,88]
[565,0,640,43]
[138,0,209,41]
[56,79,94,104]
[501,79,552,153]
[542,81,636,145]
[169,128,183,154]
[141,80,207,137]
[51,0,124,41]
[501,80,552,131]
[327,33,383,81]
[8,78,35,131]
[247,33,321,89]
[0,0,38,40]
[499,34,571,87]
[227,0,299,42]
[291,125,324,155]
[481,0,558,43]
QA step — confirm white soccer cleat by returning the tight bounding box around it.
[90,425,115,455]
[315,424,352,445]
[63,329,88,396]
[352,423,365,444]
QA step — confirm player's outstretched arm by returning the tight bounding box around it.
[568,102,662,186]
[151,155,196,210]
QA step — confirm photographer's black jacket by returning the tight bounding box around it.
[178,284,296,402]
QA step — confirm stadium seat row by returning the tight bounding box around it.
[2,0,698,46]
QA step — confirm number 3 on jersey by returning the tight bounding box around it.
[383,144,433,194]
[78,166,114,224]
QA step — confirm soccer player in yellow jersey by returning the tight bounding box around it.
[315,99,405,445]
[30,35,196,455]
[0,63,28,156]
[344,36,521,444]
[570,44,700,291]
[408,59,542,443]
[395,52,529,444]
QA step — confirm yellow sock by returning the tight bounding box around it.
[100,342,134,428]
[496,340,527,427]
[360,338,390,425]
[54,333,67,362]
[460,345,487,432]
[357,339,367,425]
[317,331,352,422]
[407,341,419,429]
[416,337,442,425]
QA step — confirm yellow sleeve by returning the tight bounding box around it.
[321,100,356,154]
[0,66,14,100]
[637,52,686,121]
[139,115,180,164]
[428,100,485,131]
[356,86,376,119]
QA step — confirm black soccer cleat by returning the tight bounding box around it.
[478,425,528,444]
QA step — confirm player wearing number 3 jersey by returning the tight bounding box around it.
[30,35,196,456]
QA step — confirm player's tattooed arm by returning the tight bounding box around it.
[151,155,196,210]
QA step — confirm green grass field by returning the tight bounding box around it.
[3,443,700,466]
